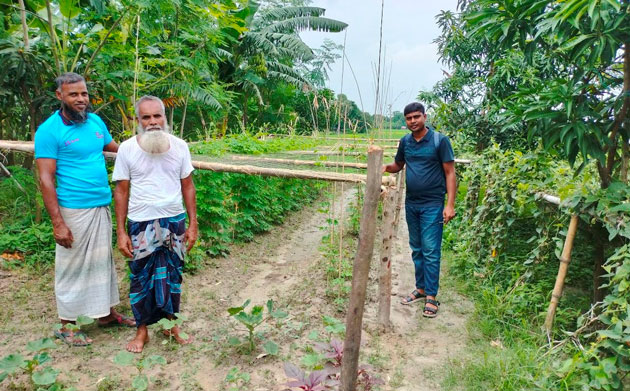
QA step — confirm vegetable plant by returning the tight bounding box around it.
[282,362,336,391]
[227,299,287,355]
[155,312,189,345]
[0,337,70,390]
[113,351,166,391]
[224,367,251,391]
[53,315,94,344]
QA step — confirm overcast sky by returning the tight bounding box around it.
[300,0,459,114]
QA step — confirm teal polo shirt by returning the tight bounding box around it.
[34,111,113,209]
[395,128,454,206]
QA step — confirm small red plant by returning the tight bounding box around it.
[314,338,344,367]
[283,362,337,391]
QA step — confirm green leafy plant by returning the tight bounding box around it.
[227,299,287,355]
[113,351,166,391]
[0,337,72,390]
[224,367,251,391]
[53,315,94,345]
[155,313,189,345]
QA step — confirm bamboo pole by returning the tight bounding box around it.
[377,185,397,327]
[284,150,396,157]
[340,146,383,391]
[0,141,396,186]
[544,215,579,334]
[393,169,405,229]
[227,155,370,169]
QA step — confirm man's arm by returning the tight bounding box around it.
[36,158,73,248]
[114,180,133,258]
[181,175,198,252]
[104,140,118,153]
[443,161,456,224]
[383,160,405,173]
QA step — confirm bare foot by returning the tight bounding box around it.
[162,326,193,345]
[126,326,149,353]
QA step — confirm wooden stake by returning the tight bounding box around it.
[377,185,397,327]
[340,146,383,391]
[544,215,579,334]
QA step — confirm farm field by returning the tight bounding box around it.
[2,0,630,389]
[0,181,472,391]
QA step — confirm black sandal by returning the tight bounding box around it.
[423,299,440,318]
[401,289,426,305]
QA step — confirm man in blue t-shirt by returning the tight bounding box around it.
[383,102,456,318]
[35,72,135,346]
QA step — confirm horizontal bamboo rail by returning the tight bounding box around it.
[226,155,370,169]
[284,150,396,157]
[267,134,401,142]
[0,140,396,186]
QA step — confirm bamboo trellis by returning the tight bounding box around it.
[0,140,395,186]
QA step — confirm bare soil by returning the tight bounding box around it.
[0,187,472,390]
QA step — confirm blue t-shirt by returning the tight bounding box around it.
[34,111,113,209]
[395,128,455,206]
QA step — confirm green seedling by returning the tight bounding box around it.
[53,314,95,344]
[322,315,345,337]
[113,351,166,391]
[156,313,188,345]
[227,299,288,355]
[0,337,73,390]
[224,367,251,391]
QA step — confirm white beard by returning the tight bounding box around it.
[137,124,171,154]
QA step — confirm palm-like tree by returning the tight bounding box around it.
[218,1,347,131]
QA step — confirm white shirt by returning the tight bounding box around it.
[112,134,194,221]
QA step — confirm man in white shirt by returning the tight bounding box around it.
[113,95,198,353]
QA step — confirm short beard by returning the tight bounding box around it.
[137,124,171,154]
[61,101,89,124]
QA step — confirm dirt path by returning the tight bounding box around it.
[364,199,474,390]
[0,189,472,390]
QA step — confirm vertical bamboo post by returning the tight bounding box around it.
[341,146,383,391]
[544,215,579,333]
[378,185,397,327]
[393,168,405,229]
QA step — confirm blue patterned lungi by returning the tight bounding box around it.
[128,213,186,326]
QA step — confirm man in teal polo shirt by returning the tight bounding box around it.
[35,72,134,346]
[383,102,456,318]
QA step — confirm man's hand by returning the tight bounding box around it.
[117,231,134,258]
[184,224,198,253]
[53,222,74,248]
[443,206,456,224]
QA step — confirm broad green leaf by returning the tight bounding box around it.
[26,338,57,352]
[113,351,135,367]
[0,354,26,373]
[142,355,166,369]
[31,367,60,386]
[301,353,322,369]
[75,315,94,327]
[59,0,81,19]
[609,204,630,213]
[174,313,188,322]
[132,374,149,391]
[262,340,279,355]
[33,352,52,366]
[228,336,241,346]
